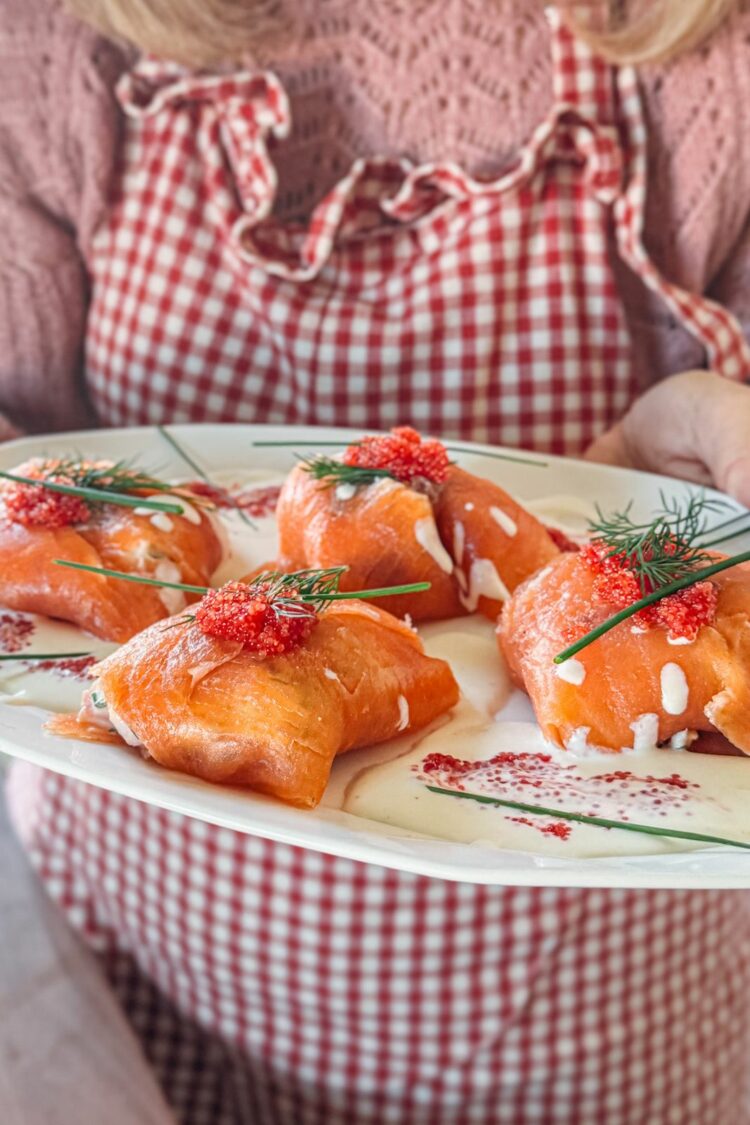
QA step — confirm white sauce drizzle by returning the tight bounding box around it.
[453,521,465,565]
[630,713,660,752]
[154,560,187,614]
[459,558,510,612]
[565,726,592,754]
[397,695,410,731]
[414,517,453,574]
[669,729,696,751]
[489,506,518,537]
[324,668,341,684]
[555,658,586,686]
[464,502,475,512]
[134,494,202,533]
[660,663,689,715]
[135,510,173,533]
[163,495,202,525]
[335,483,358,502]
[667,635,694,647]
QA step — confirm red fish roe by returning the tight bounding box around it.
[344,426,450,486]
[184,481,281,518]
[652,582,718,641]
[195,580,317,657]
[509,816,572,840]
[33,655,97,679]
[545,821,572,839]
[2,463,91,530]
[181,481,230,507]
[580,542,717,641]
[546,526,580,553]
[422,749,552,779]
[235,485,282,518]
[0,613,35,653]
[595,770,693,790]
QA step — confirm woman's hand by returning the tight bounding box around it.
[585,370,750,506]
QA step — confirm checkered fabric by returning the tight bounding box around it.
[9,11,750,1124]
[84,14,750,454]
[7,765,750,1125]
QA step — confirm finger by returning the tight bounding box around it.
[716,452,750,508]
[696,382,750,507]
[583,423,634,467]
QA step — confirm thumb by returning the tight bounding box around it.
[584,422,636,468]
[697,381,750,508]
[715,453,750,509]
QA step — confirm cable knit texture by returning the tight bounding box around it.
[2,0,750,434]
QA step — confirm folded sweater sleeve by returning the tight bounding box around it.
[0,0,125,436]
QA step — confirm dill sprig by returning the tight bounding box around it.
[253,566,348,618]
[299,455,397,489]
[588,492,728,594]
[52,560,431,609]
[552,493,750,664]
[426,786,750,850]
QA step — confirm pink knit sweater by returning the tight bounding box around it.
[3,0,750,437]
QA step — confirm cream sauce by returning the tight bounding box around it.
[414,516,454,574]
[135,509,173,533]
[458,558,510,612]
[134,493,202,532]
[661,663,689,716]
[154,560,187,614]
[397,695,410,731]
[0,614,115,713]
[336,620,750,857]
[490,506,518,537]
[630,713,660,753]
[555,658,586,686]
[335,483,358,502]
[452,521,465,565]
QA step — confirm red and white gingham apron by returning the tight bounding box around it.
[8,12,750,1124]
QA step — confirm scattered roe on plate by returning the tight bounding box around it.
[33,655,97,679]
[546,526,580,553]
[196,580,317,657]
[0,612,35,653]
[185,481,281,518]
[344,426,450,486]
[580,541,718,641]
[2,462,90,529]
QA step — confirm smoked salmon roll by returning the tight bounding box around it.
[499,544,750,756]
[0,458,224,642]
[52,573,459,808]
[276,427,559,622]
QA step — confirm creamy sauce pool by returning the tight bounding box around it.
[2,481,749,860]
[332,618,750,857]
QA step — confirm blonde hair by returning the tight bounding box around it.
[566,0,735,66]
[67,0,736,68]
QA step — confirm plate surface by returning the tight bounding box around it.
[1,423,749,889]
